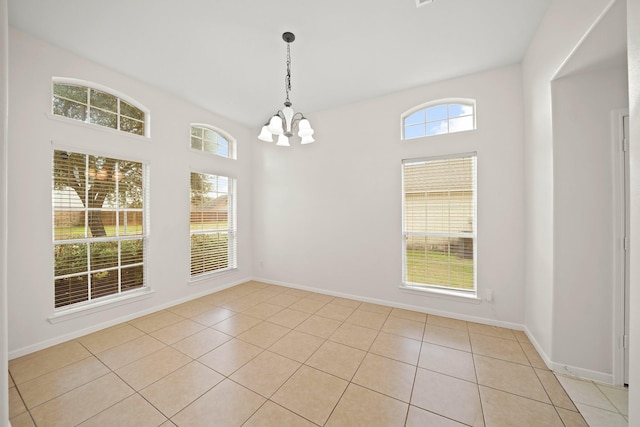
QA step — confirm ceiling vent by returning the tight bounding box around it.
[416,0,434,7]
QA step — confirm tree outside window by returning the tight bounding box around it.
[53,150,145,308]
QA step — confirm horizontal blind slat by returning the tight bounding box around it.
[403,154,476,291]
[53,149,146,309]
[190,172,235,276]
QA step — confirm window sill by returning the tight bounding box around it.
[48,287,154,324]
[189,267,238,285]
[399,284,481,304]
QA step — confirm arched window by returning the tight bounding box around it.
[190,124,236,159]
[402,99,475,140]
[52,78,149,137]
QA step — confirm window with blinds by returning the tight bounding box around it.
[402,153,477,293]
[53,150,146,309]
[190,172,236,277]
[190,124,235,159]
[52,79,148,137]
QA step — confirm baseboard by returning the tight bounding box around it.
[8,277,249,360]
[550,363,614,385]
[523,325,614,385]
[522,325,553,369]
[10,275,618,388]
[251,276,524,331]
[258,276,618,384]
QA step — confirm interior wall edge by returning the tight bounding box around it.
[0,0,9,424]
[625,0,640,422]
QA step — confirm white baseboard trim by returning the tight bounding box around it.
[251,276,524,331]
[10,275,618,387]
[550,363,614,385]
[259,277,618,384]
[8,277,249,360]
[522,325,553,369]
[522,325,615,385]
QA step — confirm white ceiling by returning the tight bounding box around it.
[8,0,553,128]
[555,0,627,79]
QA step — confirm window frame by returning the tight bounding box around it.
[401,98,476,140]
[52,148,149,311]
[190,123,236,160]
[51,77,150,138]
[189,171,237,280]
[401,152,478,298]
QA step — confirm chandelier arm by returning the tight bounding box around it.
[290,112,305,128]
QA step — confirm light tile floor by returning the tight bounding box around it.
[6,281,627,426]
[556,374,628,427]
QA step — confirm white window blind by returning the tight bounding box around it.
[402,153,477,293]
[53,150,146,308]
[190,172,236,276]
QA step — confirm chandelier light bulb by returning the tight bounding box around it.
[276,134,290,146]
[297,119,314,137]
[267,115,284,135]
[258,125,273,142]
[300,135,315,145]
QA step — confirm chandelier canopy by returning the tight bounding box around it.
[258,32,315,146]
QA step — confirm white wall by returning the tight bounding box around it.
[521,0,615,365]
[7,28,254,357]
[253,64,526,326]
[627,0,640,421]
[551,66,628,380]
[1,0,9,425]
[7,8,639,423]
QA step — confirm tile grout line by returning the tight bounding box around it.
[469,327,488,426]
[237,287,328,424]
[80,327,176,426]
[318,307,390,426]
[556,372,629,422]
[10,282,622,426]
[594,381,629,418]
[405,336,424,426]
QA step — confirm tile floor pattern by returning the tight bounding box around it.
[555,374,628,427]
[5,281,628,426]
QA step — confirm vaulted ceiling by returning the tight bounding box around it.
[9,0,552,127]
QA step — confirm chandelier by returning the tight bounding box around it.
[258,32,315,146]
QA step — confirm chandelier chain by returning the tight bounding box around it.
[285,43,292,104]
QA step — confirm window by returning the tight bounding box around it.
[52,79,147,137]
[190,124,235,159]
[190,172,236,277]
[53,150,146,309]
[402,153,477,294]
[402,99,475,140]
